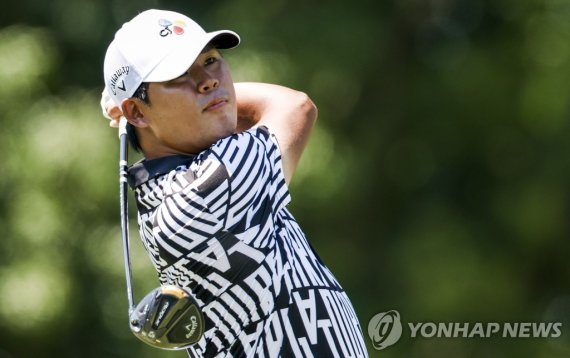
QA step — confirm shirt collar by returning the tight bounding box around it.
[127,154,195,188]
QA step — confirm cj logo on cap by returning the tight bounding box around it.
[158,19,186,37]
[368,310,402,350]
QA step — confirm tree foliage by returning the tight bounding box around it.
[1,0,569,357]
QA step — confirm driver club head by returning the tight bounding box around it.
[129,285,204,350]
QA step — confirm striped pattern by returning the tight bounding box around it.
[129,127,368,357]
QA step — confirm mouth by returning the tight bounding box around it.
[203,98,228,112]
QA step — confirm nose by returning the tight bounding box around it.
[197,74,219,93]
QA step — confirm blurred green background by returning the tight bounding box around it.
[1,0,569,357]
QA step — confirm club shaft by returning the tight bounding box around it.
[119,118,136,313]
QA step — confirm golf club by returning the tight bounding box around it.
[118,117,205,350]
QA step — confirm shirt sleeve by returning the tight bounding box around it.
[195,126,291,229]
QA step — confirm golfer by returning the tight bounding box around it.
[102,9,368,357]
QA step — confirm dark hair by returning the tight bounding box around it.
[132,82,150,104]
[126,82,150,152]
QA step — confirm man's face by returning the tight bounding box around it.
[140,47,237,157]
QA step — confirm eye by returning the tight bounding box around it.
[204,56,218,66]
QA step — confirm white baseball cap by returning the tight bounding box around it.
[103,9,240,105]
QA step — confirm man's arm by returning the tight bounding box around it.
[235,82,317,184]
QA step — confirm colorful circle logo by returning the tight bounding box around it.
[158,19,186,37]
[173,20,185,35]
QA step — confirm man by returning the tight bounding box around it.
[102,9,368,357]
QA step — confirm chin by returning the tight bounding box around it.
[221,118,238,135]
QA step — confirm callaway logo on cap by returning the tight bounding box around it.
[103,9,240,106]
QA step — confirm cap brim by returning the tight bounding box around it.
[208,30,240,49]
[144,30,240,83]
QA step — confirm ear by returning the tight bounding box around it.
[121,98,149,128]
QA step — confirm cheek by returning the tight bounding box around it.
[222,68,234,90]
[156,95,200,119]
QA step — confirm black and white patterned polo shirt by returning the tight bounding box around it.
[127,126,368,357]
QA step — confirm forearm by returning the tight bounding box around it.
[235,82,317,129]
[234,82,269,131]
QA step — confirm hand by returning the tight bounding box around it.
[100,88,123,128]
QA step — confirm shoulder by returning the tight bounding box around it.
[203,126,279,168]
